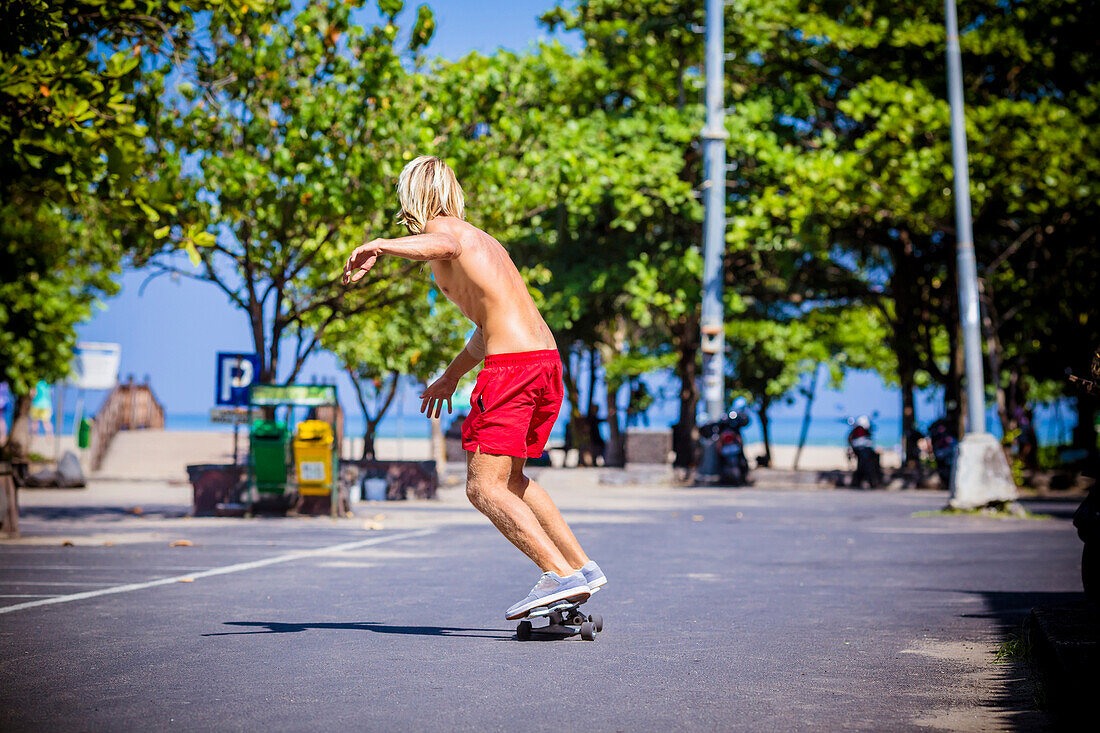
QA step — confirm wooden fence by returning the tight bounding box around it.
[89,377,166,471]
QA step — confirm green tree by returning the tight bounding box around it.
[0,0,255,457]
[720,0,1100,452]
[135,0,438,386]
[727,307,895,466]
[556,0,1100,460]
[420,38,706,464]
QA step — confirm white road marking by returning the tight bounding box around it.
[0,529,435,615]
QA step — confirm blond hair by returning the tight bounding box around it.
[396,155,465,234]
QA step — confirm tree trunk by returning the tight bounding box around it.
[979,285,1011,437]
[944,302,961,422]
[953,322,968,437]
[361,420,378,461]
[945,255,967,436]
[890,237,920,467]
[584,346,604,465]
[604,376,625,467]
[672,318,699,468]
[348,369,399,461]
[792,364,819,470]
[431,416,447,479]
[757,394,772,467]
[7,394,32,461]
[900,362,918,467]
[560,346,594,467]
[585,346,599,419]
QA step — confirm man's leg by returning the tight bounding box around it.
[507,457,590,571]
[465,450,574,576]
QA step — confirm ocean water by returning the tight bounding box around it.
[39,372,1078,450]
[40,407,1073,450]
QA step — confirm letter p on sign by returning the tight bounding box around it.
[216,352,260,407]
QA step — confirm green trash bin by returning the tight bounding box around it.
[250,419,288,494]
[77,417,92,449]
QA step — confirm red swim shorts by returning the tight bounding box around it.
[461,350,564,459]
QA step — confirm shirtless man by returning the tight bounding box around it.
[342,155,607,619]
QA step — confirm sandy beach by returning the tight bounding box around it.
[24,429,892,483]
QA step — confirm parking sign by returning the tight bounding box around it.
[216,353,260,406]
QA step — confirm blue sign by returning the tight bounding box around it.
[216,353,260,406]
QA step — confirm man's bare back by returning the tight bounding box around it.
[422,217,556,356]
[342,215,556,418]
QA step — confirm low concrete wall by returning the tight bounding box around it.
[625,429,673,465]
[342,459,438,500]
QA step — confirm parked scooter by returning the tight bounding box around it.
[927,416,959,489]
[695,399,752,486]
[846,415,882,488]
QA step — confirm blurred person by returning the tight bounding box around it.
[30,380,53,436]
[0,382,10,444]
[928,412,959,488]
[847,415,882,488]
[1014,406,1039,472]
[626,379,653,427]
[342,155,605,619]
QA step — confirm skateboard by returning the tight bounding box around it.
[516,596,604,641]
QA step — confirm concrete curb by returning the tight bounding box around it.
[1028,603,1099,725]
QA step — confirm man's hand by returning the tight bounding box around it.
[419,374,458,419]
[342,238,384,285]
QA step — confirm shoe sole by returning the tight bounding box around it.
[506,586,592,620]
[586,576,607,592]
[527,599,576,618]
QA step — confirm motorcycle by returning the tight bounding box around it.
[695,404,751,486]
[927,416,958,490]
[846,415,883,489]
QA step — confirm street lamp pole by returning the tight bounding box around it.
[700,0,727,422]
[942,0,1017,507]
[944,0,987,435]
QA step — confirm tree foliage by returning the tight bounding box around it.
[0,0,255,456]
[6,0,1097,469]
[134,0,438,384]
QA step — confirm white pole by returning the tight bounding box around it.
[699,0,727,422]
[942,0,1017,508]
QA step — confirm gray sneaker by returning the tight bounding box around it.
[580,560,607,593]
[506,571,591,620]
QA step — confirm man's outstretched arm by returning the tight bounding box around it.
[343,232,461,284]
[420,328,485,418]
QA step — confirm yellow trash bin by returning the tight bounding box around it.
[293,420,334,496]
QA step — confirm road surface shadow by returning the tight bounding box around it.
[934,588,1086,731]
[204,620,514,640]
[19,506,190,521]
[949,589,1086,624]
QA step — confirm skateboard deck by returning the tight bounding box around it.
[516,596,604,641]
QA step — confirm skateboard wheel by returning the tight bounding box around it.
[579,621,596,641]
[590,613,604,632]
[548,611,563,626]
[517,621,532,641]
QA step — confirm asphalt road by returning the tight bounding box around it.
[0,481,1084,731]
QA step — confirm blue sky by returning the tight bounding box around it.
[389,0,578,58]
[72,0,974,444]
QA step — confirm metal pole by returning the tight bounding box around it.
[942,0,1016,509]
[944,0,987,434]
[700,0,727,422]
